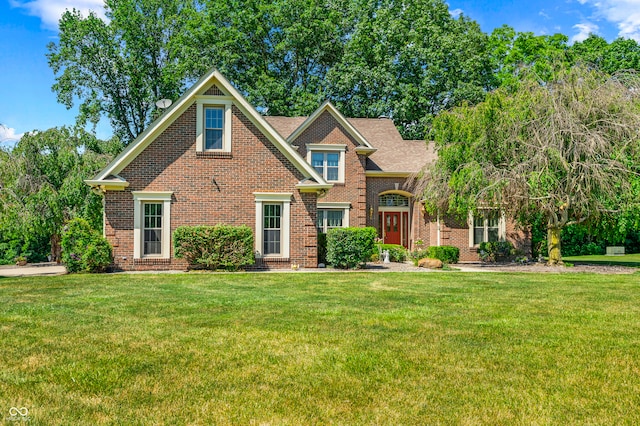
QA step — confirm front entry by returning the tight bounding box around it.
[383,212,401,245]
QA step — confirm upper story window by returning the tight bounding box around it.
[205,107,224,150]
[306,144,346,183]
[196,96,232,153]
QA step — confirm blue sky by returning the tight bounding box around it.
[1,0,639,146]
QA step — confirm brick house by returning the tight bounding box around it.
[87,68,529,271]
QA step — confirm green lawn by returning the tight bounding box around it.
[2,272,640,425]
[563,253,640,267]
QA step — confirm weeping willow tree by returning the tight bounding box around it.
[414,65,640,265]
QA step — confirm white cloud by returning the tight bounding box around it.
[0,125,24,144]
[571,22,600,43]
[578,0,640,41]
[10,0,106,31]
[449,8,463,18]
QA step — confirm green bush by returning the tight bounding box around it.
[327,227,377,269]
[61,218,113,273]
[409,248,430,266]
[317,232,327,264]
[173,225,254,271]
[427,246,459,264]
[375,244,407,262]
[478,241,515,262]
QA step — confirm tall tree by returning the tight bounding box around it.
[414,66,640,264]
[0,128,121,262]
[48,0,198,144]
[488,25,569,88]
[327,0,494,139]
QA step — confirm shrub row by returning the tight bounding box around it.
[61,218,113,273]
[173,225,254,271]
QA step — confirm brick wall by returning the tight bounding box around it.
[105,101,318,271]
[293,111,367,227]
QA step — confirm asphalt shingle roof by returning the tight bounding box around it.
[264,116,436,173]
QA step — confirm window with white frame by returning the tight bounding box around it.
[263,204,282,255]
[204,106,224,150]
[470,210,504,246]
[317,209,343,233]
[254,193,291,258]
[306,144,345,183]
[143,202,163,256]
[133,192,172,259]
[196,97,232,152]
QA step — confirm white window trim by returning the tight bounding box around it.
[133,191,173,259]
[468,210,506,247]
[254,193,292,258]
[306,144,346,183]
[195,96,233,153]
[317,201,351,232]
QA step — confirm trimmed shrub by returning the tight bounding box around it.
[375,244,407,262]
[61,218,113,273]
[478,241,515,262]
[427,245,459,264]
[327,227,377,269]
[317,232,327,264]
[173,225,254,271]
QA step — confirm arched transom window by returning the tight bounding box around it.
[379,194,409,207]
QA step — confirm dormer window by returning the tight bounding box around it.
[196,96,232,153]
[306,144,346,183]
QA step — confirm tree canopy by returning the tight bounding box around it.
[415,66,640,264]
[0,128,121,263]
[48,0,495,142]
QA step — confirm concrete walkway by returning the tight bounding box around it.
[0,262,67,277]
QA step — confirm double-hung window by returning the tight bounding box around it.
[195,97,232,153]
[143,203,163,256]
[133,192,173,259]
[470,210,504,246]
[263,204,282,255]
[204,107,224,150]
[306,144,346,183]
[254,193,292,258]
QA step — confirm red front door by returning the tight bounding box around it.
[383,212,401,245]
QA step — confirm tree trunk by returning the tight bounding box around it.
[50,233,62,263]
[547,226,563,266]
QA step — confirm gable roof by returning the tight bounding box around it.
[266,115,435,174]
[284,101,376,153]
[88,68,330,192]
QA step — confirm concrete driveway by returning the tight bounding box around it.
[0,262,67,277]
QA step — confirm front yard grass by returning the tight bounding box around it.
[563,253,640,267]
[1,272,640,424]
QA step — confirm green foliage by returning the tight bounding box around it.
[426,246,459,264]
[375,244,407,262]
[0,127,120,263]
[173,225,255,271]
[409,248,431,266]
[326,227,377,269]
[317,232,328,265]
[419,65,640,263]
[61,218,113,273]
[478,241,516,263]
